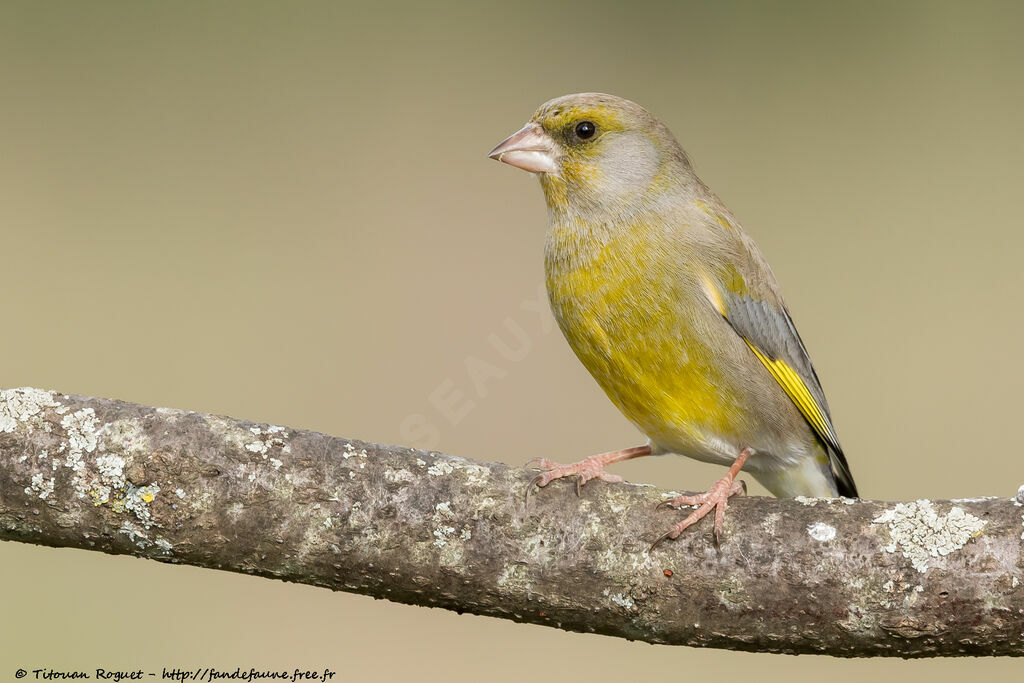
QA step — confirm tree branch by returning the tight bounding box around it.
[1,387,1022,657]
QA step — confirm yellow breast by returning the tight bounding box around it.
[545,222,741,447]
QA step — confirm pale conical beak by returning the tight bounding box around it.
[487,122,559,174]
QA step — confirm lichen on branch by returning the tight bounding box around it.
[1,387,1023,658]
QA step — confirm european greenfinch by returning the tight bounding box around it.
[488,93,857,547]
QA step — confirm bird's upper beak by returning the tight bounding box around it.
[487,122,559,174]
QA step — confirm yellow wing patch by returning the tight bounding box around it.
[700,274,728,316]
[744,341,839,452]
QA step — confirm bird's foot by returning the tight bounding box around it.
[526,445,651,499]
[651,447,752,550]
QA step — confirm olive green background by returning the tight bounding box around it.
[2,1,1022,678]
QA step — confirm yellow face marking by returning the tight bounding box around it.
[536,105,626,137]
[560,158,601,187]
[533,106,620,205]
[539,174,568,210]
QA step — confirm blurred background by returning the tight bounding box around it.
[2,0,1022,678]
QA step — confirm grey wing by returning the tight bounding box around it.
[718,287,858,498]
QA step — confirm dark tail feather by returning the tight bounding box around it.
[830,447,858,498]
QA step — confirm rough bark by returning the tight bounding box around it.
[1,387,1022,658]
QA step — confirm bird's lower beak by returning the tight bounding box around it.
[487,122,559,174]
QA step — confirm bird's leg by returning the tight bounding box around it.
[527,444,652,498]
[651,447,752,550]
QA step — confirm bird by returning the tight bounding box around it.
[487,93,857,548]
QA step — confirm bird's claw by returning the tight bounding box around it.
[523,454,627,505]
[525,472,546,505]
[650,475,747,551]
[649,530,675,553]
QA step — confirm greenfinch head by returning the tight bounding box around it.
[489,93,690,214]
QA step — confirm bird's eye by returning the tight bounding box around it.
[574,121,596,140]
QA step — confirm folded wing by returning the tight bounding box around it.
[700,267,858,498]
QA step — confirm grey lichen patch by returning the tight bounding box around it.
[427,461,454,476]
[57,407,101,497]
[422,455,490,487]
[432,500,455,547]
[341,442,367,460]
[119,520,149,546]
[61,408,100,460]
[432,526,456,546]
[245,425,292,458]
[603,588,636,610]
[25,473,55,499]
[431,500,470,566]
[384,468,415,484]
[3,391,160,527]
[807,522,836,542]
[762,512,781,536]
[154,406,187,418]
[111,484,161,527]
[338,442,368,479]
[96,453,126,482]
[872,499,987,573]
[83,426,161,527]
[450,461,490,487]
[794,496,855,507]
[0,387,60,433]
[212,417,292,464]
[877,577,926,609]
